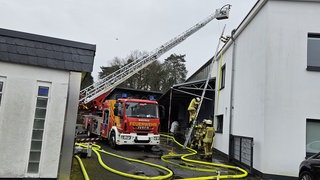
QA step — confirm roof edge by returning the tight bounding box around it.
[213,0,267,61]
[173,77,215,88]
[186,57,213,81]
[187,0,267,79]
[0,28,96,51]
[217,0,320,61]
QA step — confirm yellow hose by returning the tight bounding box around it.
[75,143,173,179]
[74,133,248,180]
[74,155,90,180]
[160,133,248,179]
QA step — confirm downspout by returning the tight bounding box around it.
[228,29,237,160]
[167,88,173,133]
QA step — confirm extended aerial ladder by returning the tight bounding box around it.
[79,5,231,104]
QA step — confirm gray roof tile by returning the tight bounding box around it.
[56,59,65,69]
[0,52,9,61]
[73,62,83,71]
[37,57,48,67]
[65,61,74,70]
[63,53,72,61]
[27,56,37,65]
[0,28,96,72]
[26,47,36,56]
[17,46,27,55]
[7,44,17,53]
[47,58,57,68]
[71,54,80,62]
[0,44,7,51]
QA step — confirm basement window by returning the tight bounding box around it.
[27,84,50,174]
[307,34,320,71]
[216,115,223,133]
[306,119,320,156]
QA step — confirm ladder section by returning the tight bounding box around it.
[183,24,227,148]
[79,5,231,104]
[79,54,157,103]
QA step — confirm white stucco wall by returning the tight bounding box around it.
[262,1,320,176]
[213,0,320,177]
[0,61,69,178]
[232,2,269,174]
[213,0,269,172]
[213,45,233,155]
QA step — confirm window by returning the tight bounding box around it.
[307,34,320,71]
[220,64,226,89]
[216,115,223,133]
[125,102,159,118]
[306,119,320,156]
[27,85,50,174]
[103,109,109,124]
[0,81,3,106]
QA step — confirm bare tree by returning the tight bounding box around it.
[98,51,187,92]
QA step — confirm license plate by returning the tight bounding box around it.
[137,136,149,141]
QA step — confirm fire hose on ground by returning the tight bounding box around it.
[75,142,173,180]
[160,133,248,180]
[74,134,248,179]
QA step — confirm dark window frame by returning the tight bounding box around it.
[307,34,320,72]
[216,114,224,133]
[306,118,320,157]
[0,81,3,106]
[103,109,110,124]
[220,64,226,90]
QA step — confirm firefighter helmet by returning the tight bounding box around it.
[203,119,212,125]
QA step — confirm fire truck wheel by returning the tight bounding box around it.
[110,131,117,149]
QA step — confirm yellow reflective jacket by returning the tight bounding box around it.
[188,98,200,111]
[203,127,215,143]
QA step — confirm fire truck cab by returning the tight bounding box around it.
[82,98,160,149]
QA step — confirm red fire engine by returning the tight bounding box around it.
[82,97,160,149]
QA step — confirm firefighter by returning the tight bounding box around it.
[190,121,206,150]
[190,121,202,149]
[188,97,200,126]
[202,119,215,159]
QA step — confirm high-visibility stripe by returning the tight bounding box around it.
[215,53,223,113]
[76,138,101,142]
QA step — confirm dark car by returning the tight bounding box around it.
[299,152,320,180]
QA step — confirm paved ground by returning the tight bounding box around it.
[71,136,261,180]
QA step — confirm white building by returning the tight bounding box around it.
[0,28,95,179]
[203,0,320,178]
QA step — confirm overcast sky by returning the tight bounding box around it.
[0,0,257,80]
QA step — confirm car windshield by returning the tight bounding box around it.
[125,102,159,118]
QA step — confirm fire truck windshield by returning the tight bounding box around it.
[125,102,159,118]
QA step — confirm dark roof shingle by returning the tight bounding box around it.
[0,28,96,72]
